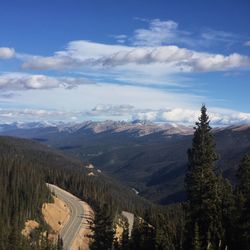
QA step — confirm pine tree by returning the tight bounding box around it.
[121,220,130,250]
[237,154,250,197]
[57,235,64,250]
[140,221,156,250]
[130,217,156,250]
[184,105,221,250]
[217,175,234,249]
[90,204,114,250]
[192,223,201,250]
[155,214,174,250]
[130,218,142,250]
[235,154,250,249]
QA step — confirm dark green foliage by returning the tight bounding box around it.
[192,223,201,250]
[130,217,156,250]
[155,214,175,250]
[217,175,235,249]
[0,137,60,250]
[235,154,250,249]
[90,204,114,250]
[184,106,250,250]
[185,105,221,249]
[237,154,250,196]
[56,236,63,250]
[121,220,130,250]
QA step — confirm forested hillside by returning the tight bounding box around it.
[0,138,60,250]
[0,136,183,249]
[0,136,156,215]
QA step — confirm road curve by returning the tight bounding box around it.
[47,184,85,250]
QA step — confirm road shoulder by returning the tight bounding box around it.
[70,200,94,250]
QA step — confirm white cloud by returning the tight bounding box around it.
[0,73,92,91]
[132,107,250,126]
[16,20,250,94]
[21,40,129,70]
[133,19,179,46]
[0,47,15,59]
[112,34,127,44]
[89,104,135,116]
[201,29,239,44]
[192,53,249,72]
[20,40,250,73]
[0,108,80,123]
[2,83,204,112]
[132,19,242,48]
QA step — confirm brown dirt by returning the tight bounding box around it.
[21,220,39,238]
[115,223,124,241]
[42,195,70,235]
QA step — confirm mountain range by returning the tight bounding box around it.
[1,120,250,204]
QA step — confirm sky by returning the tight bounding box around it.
[0,0,250,125]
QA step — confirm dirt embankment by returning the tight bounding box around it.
[22,195,70,241]
[42,195,70,236]
[43,194,94,250]
[22,192,94,250]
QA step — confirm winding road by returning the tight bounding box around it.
[47,184,85,250]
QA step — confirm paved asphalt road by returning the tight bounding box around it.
[47,184,85,250]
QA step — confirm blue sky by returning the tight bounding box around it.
[0,0,250,125]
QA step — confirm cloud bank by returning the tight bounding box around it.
[21,40,250,73]
[1,106,250,126]
[132,108,250,126]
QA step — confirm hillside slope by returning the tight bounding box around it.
[1,122,250,204]
[0,135,156,214]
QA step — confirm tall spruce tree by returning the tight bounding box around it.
[217,175,234,249]
[155,214,175,250]
[192,223,201,250]
[90,204,114,250]
[184,105,221,250]
[235,154,250,249]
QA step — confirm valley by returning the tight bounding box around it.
[2,121,250,204]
